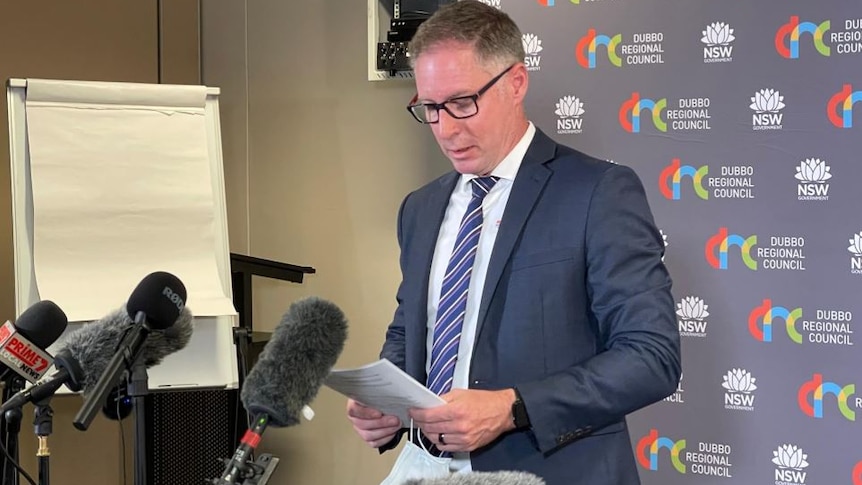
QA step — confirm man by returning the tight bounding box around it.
[347,1,681,483]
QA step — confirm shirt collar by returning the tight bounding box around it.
[462,121,535,186]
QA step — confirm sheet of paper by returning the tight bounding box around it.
[324,358,445,427]
[24,79,236,321]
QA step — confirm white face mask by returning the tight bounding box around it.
[380,422,451,485]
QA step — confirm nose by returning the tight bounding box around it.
[433,109,460,139]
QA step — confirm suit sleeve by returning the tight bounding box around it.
[380,193,411,370]
[517,164,681,454]
[377,193,413,453]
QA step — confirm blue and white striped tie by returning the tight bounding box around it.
[427,176,499,396]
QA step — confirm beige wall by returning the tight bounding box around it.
[0,1,199,483]
[202,0,448,483]
[0,0,445,482]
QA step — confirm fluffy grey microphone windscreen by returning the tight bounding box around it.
[405,471,546,485]
[240,297,348,427]
[56,306,194,393]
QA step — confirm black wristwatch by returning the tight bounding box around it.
[512,387,531,430]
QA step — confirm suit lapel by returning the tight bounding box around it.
[475,130,556,342]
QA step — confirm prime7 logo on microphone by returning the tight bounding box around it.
[0,321,53,382]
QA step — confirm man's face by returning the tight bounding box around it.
[413,43,525,176]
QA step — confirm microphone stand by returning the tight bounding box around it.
[33,397,54,485]
[127,354,150,485]
[74,311,153,485]
[2,375,26,485]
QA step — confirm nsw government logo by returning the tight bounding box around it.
[795,159,831,201]
[849,231,862,275]
[798,373,859,421]
[522,33,543,71]
[677,296,708,338]
[751,89,785,130]
[702,22,735,63]
[479,0,502,9]
[773,444,810,485]
[554,96,585,134]
[722,368,756,411]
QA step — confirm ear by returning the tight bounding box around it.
[508,63,529,104]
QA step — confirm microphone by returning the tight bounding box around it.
[404,471,546,485]
[213,297,348,484]
[73,271,189,430]
[0,300,68,383]
[0,305,193,414]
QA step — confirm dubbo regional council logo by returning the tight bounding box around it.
[636,429,733,477]
[705,228,807,271]
[659,158,755,200]
[747,299,853,346]
[798,373,859,421]
[620,93,712,132]
[577,29,664,68]
[828,84,862,128]
[776,15,862,59]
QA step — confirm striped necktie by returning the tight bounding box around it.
[427,176,500,396]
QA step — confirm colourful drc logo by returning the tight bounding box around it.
[798,373,856,421]
[827,84,862,128]
[659,158,708,200]
[748,299,803,343]
[705,227,758,270]
[775,16,830,59]
[576,29,622,68]
[619,93,667,133]
[536,0,554,5]
[636,429,686,473]
[854,461,862,485]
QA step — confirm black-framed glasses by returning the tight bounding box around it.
[406,64,516,124]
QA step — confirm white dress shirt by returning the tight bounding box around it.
[425,122,536,471]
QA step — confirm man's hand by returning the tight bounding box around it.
[346,398,403,448]
[409,388,516,453]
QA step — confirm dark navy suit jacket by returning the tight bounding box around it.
[380,129,681,485]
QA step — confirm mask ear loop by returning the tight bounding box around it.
[411,418,433,454]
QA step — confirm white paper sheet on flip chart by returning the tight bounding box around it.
[24,79,236,321]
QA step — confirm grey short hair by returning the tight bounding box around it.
[409,0,526,71]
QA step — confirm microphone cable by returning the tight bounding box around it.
[0,435,36,485]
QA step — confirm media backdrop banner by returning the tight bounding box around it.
[481,0,862,484]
